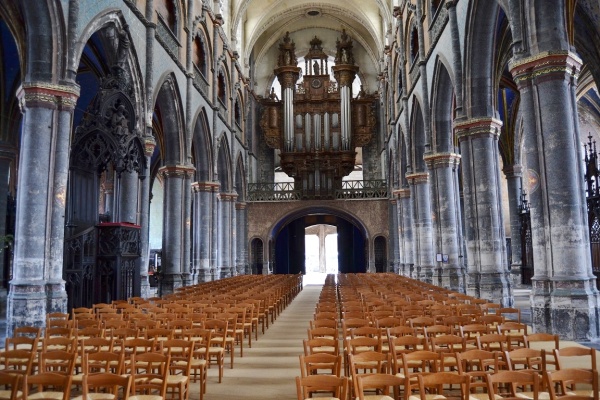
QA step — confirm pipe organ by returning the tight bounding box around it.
[260,31,377,199]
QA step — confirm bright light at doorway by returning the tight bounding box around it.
[304,224,338,285]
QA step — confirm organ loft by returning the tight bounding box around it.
[260,31,377,199]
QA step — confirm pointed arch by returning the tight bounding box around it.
[216,134,232,192]
[154,73,185,165]
[463,0,503,117]
[431,58,455,153]
[191,107,213,182]
[234,154,246,201]
[410,99,426,172]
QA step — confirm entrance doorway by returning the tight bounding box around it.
[272,212,366,275]
[305,224,338,284]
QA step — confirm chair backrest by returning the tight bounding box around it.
[24,372,72,400]
[303,338,339,356]
[82,372,132,399]
[487,370,539,399]
[85,351,125,375]
[417,371,471,400]
[457,349,499,393]
[545,368,599,400]
[299,353,342,377]
[39,349,77,375]
[129,352,170,398]
[295,375,347,400]
[355,373,403,400]
[2,349,35,377]
[555,346,597,371]
[0,371,21,400]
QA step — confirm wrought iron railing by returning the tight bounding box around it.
[336,180,388,199]
[247,180,388,201]
[247,182,301,201]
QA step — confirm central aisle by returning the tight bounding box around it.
[203,283,323,400]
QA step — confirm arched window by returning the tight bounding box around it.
[218,72,227,106]
[234,98,242,127]
[156,0,178,34]
[194,36,207,77]
[410,26,419,63]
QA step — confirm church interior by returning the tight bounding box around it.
[0,0,600,396]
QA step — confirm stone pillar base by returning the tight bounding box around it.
[196,269,211,283]
[532,277,599,340]
[160,274,182,296]
[7,282,47,336]
[181,273,192,287]
[140,276,153,299]
[220,267,232,279]
[509,262,525,288]
[438,267,466,293]
[416,265,434,284]
[467,271,513,306]
[45,281,68,314]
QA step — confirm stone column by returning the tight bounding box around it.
[191,181,219,282]
[139,138,156,298]
[406,172,435,283]
[511,51,599,339]
[454,118,512,305]
[396,188,414,277]
[218,193,236,278]
[116,171,139,224]
[0,155,13,313]
[158,164,194,294]
[424,152,465,292]
[503,165,524,287]
[388,198,400,273]
[235,201,248,275]
[8,82,79,333]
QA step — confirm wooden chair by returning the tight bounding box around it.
[555,346,597,371]
[496,307,521,323]
[401,350,442,399]
[486,370,540,400]
[72,350,125,392]
[299,353,342,377]
[76,372,132,400]
[303,338,339,356]
[0,371,22,400]
[162,339,193,400]
[524,333,560,371]
[545,368,599,400]
[413,371,471,400]
[129,352,170,400]
[38,350,77,376]
[0,349,36,381]
[182,329,211,400]
[456,349,499,396]
[348,352,389,397]
[295,375,347,400]
[204,318,228,383]
[23,372,72,400]
[355,373,403,400]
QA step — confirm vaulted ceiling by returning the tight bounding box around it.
[229,0,393,96]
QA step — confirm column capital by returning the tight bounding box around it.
[192,181,220,192]
[405,172,429,184]
[393,188,411,198]
[158,164,195,178]
[235,202,247,210]
[423,152,461,169]
[454,117,502,142]
[509,51,582,88]
[503,164,523,179]
[144,136,157,157]
[274,66,302,89]
[17,81,80,111]
[219,192,238,202]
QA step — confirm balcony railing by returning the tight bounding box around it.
[247,180,388,202]
[336,180,388,199]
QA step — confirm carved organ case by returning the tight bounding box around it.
[260,31,377,199]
